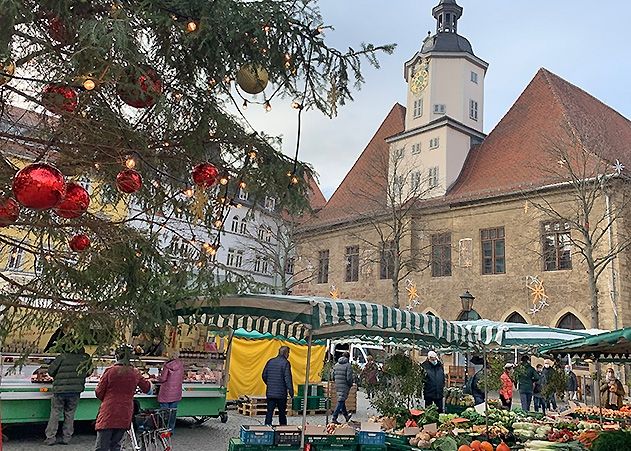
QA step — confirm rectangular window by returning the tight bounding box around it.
[411,171,422,191]
[411,143,421,155]
[481,227,505,275]
[469,99,478,121]
[264,196,276,211]
[345,245,360,282]
[542,221,572,271]
[433,104,446,115]
[413,98,423,118]
[261,257,269,274]
[285,257,295,275]
[428,166,439,188]
[429,137,440,149]
[5,246,24,271]
[254,255,262,273]
[235,250,244,268]
[431,233,451,277]
[471,71,478,84]
[394,147,405,159]
[238,188,249,201]
[380,241,395,280]
[227,248,236,267]
[317,250,329,284]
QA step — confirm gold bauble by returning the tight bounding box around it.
[236,64,269,95]
[0,60,15,86]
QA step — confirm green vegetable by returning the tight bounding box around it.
[431,436,458,451]
[591,430,631,451]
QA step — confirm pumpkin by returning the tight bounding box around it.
[480,441,494,451]
[496,442,510,451]
[470,441,482,451]
[458,446,472,451]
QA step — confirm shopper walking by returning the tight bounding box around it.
[157,351,184,431]
[361,355,379,399]
[262,346,294,426]
[600,368,625,410]
[421,351,445,413]
[332,352,354,424]
[94,345,152,451]
[565,364,578,401]
[499,363,514,410]
[517,355,539,411]
[44,345,91,445]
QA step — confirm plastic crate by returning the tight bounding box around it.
[275,428,301,446]
[240,425,275,446]
[292,396,328,411]
[298,384,321,397]
[358,431,386,446]
[228,438,270,451]
[384,434,410,447]
[306,435,356,445]
[359,446,387,451]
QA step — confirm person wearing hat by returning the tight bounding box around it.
[421,351,445,413]
[499,363,514,409]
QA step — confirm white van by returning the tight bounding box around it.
[329,340,385,369]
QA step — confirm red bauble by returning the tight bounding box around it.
[192,163,219,188]
[12,163,66,210]
[117,65,162,108]
[48,16,74,44]
[42,84,78,114]
[53,182,90,218]
[69,234,90,252]
[116,169,143,193]
[0,198,20,226]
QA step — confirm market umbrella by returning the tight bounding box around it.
[538,327,631,359]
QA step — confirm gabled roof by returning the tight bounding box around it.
[305,175,326,211]
[447,68,631,201]
[301,103,406,227]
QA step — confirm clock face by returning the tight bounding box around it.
[410,69,429,94]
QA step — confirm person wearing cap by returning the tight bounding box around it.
[421,351,445,413]
[499,363,514,409]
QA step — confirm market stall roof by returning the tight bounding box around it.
[176,294,477,348]
[538,327,631,359]
[453,319,601,350]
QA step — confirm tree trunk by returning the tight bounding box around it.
[587,263,600,329]
[392,278,399,308]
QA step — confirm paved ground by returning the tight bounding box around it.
[2,393,376,451]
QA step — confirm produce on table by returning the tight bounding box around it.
[590,430,631,451]
[522,440,587,451]
[573,405,631,420]
[576,430,599,448]
[546,429,574,443]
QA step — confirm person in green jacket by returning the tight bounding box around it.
[517,355,539,412]
[44,346,91,445]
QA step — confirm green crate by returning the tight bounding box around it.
[314,446,355,451]
[306,435,357,445]
[292,396,328,411]
[298,384,321,397]
[228,438,271,451]
[358,445,387,451]
[384,434,410,447]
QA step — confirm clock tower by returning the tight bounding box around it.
[387,0,488,198]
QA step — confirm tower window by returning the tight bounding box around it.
[433,104,446,115]
[428,166,439,188]
[471,71,478,84]
[413,99,423,118]
[412,143,421,155]
[429,137,440,149]
[469,100,478,121]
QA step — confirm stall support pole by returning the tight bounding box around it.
[483,347,488,435]
[597,360,603,426]
[300,329,313,450]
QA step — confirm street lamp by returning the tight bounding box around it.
[460,290,475,312]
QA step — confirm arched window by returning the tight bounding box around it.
[557,313,585,330]
[231,216,239,233]
[239,218,247,235]
[505,312,527,324]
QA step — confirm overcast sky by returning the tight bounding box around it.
[241,0,631,199]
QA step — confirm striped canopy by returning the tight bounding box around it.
[539,327,631,360]
[176,294,477,348]
[454,319,601,350]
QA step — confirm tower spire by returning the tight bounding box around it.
[432,0,463,34]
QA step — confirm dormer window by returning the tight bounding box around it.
[433,104,446,115]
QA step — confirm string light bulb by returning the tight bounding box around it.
[248,150,258,160]
[291,175,299,185]
[264,100,272,112]
[238,180,247,189]
[291,101,302,110]
[262,24,271,34]
[219,175,229,185]
[83,78,96,91]
[213,219,223,228]
[125,156,136,169]
[242,100,248,110]
[186,20,198,32]
[183,187,194,198]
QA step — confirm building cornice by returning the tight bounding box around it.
[385,116,486,144]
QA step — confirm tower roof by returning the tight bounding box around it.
[422,0,474,56]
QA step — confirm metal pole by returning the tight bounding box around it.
[483,347,488,435]
[597,360,603,426]
[300,329,313,450]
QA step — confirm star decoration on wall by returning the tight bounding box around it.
[526,275,550,315]
[329,285,339,299]
[405,279,421,310]
[613,159,625,175]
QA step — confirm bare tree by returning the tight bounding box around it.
[526,122,631,328]
[348,148,433,308]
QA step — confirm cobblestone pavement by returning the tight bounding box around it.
[3,393,376,451]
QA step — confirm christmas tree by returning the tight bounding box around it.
[0,0,394,351]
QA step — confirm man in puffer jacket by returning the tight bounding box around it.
[262,346,294,426]
[44,345,91,445]
[332,353,354,424]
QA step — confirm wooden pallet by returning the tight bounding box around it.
[237,404,268,417]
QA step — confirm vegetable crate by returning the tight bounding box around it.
[275,429,301,446]
[292,396,328,411]
[384,434,409,447]
[228,438,270,451]
[357,431,385,445]
[306,435,357,446]
[240,425,275,445]
[298,384,325,397]
[357,446,387,451]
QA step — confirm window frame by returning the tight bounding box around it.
[431,233,452,277]
[413,98,424,118]
[239,218,248,235]
[541,221,572,271]
[429,137,440,149]
[469,99,478,121]
[470,71,478,84]
[480,226,505,275]
[428,166,439,188]
[5,246,24,271]
[285,257,295,275]
[264,196,276,211]
[317,250,329,284]
[345,245,360,282]
[433,104,446,115]
[411,142,421,155]
[238,188,249,201]
[379,241,395,280]
[411,171,422,191]
[231,216,239,233]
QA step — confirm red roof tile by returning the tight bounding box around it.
[306,174,326,211]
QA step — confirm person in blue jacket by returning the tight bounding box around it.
[262,346,294,426]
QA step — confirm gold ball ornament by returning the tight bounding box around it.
[236,64,269,95]
[0,60,15,86]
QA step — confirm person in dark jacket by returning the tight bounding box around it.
[421,351,445,413]
[332,353,354,423]
[517,355,539,411]
[470,367,486,405]
[262,346,294,426]
[542,359,558,411]
[44,347,91,445]
[533,364,546,414]
[565,364,578,401]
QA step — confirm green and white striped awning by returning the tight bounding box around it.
[176,294,477,348]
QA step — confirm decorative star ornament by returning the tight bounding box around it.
[526,275,550,315]
[329,285,339,299]
[613,159,625,175]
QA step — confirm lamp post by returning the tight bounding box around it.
[459,290,476,383]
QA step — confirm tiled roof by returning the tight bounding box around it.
[306,174,326,211]
[300,103,406,227]
[447,68,631,201]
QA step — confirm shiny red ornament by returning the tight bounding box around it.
[53,182,90,218]
[69,234,90,252]
[0,198,20,226]
[117,65,162,108]
[116,169,143,193]
[48,16,74,44]
[12,163,66,210]
[192,163,219,188]
[42,84,78,114]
